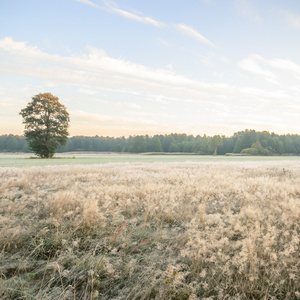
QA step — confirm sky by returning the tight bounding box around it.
[1,0,300,137]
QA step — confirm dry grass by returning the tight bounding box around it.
[0,161,299,299]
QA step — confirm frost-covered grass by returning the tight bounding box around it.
[0,162,299,299]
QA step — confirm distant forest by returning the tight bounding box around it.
[1,129,300,155]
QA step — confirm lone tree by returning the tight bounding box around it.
[20,93,70,158]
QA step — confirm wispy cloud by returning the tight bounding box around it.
[75,0,164,27]
[174,24,216,47]
[239,54,300,83]
[267,58,300,75]
[1,37,299,137]
[239,55,278,83]
[0,37,236,103]
[76,0,215,46]
[234,0,261,24]
[102,0,165,28]
[76,0,100,8]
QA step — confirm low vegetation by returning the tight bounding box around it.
[0,162,299,299]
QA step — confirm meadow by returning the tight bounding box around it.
[1,152,300,168]
[0,158,299,299]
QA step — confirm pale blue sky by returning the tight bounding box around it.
[1,0,300,136]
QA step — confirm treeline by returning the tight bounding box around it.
[1,130,300,155]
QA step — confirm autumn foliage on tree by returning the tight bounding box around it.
[19,93,70,158]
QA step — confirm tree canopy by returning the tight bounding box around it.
[19,93,70,158]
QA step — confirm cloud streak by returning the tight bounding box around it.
[76,0,215,46]
[0,37,236,103]
[102,0,164,28]
[174,24,215,47]
[1,38,300,136]
[1,37,297,105]
[239,55,278,83]
[239,54,300,83]
[76,0,100,8]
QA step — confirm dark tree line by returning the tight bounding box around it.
[1,129,300,155]
[0,135,30,153]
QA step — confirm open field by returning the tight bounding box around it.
[0,161,300,299]
[1,153,300,167]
